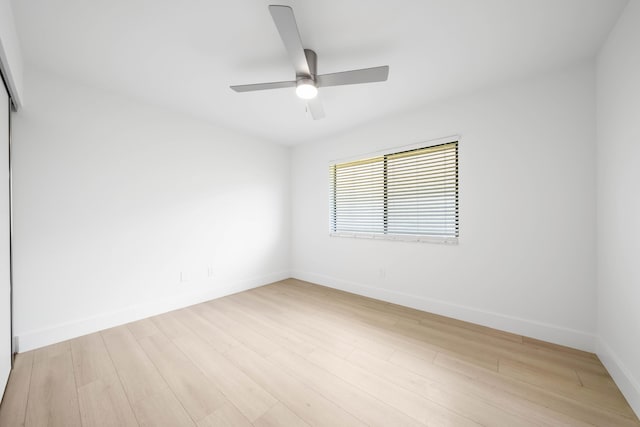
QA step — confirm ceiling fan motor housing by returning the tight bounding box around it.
[295,49,319,99]
[300,49,317,80]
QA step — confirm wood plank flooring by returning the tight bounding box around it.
[1,278,638,426]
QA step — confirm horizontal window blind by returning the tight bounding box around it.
[330,141,458,239]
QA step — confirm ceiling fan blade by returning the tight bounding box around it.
[230,80,296,92]
[268,5,311,77]
[316,66,389,88]
[306,96,325,120]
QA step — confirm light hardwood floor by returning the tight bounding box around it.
[0,279,638,426]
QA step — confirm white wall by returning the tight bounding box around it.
[0,0,23,106]
[596,0,640,416]
[292,62,597,351]
[12,67,291,351]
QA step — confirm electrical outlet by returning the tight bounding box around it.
[180,271,189,282]
[379,268,386,278]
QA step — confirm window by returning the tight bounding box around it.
[329,139,458,243]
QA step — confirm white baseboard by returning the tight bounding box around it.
[291,270,596,352]
[16,271,290,352]
[597,338,640,418]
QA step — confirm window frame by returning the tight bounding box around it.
[329,135,459,244]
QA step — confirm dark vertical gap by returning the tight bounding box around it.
[383,156,388,234]
[7,97,12,364]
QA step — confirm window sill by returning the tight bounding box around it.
[329,232,458,245]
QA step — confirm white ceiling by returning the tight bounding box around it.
[12,0,628,145]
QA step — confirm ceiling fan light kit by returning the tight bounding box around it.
[296,79,318,99]
[230,5,390,119]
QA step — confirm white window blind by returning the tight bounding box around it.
[330,141,458,241]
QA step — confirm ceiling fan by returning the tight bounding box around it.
[230,5,390,120]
